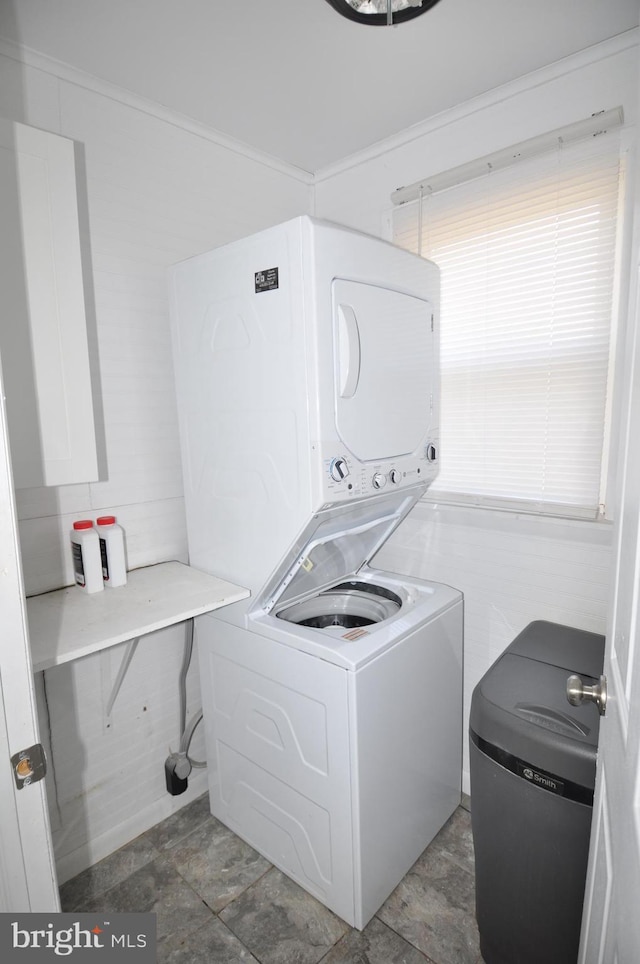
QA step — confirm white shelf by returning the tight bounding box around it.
[26,561,249,672]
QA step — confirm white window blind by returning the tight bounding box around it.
[393,131,624,518]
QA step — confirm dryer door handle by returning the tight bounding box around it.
[337,303,361,398]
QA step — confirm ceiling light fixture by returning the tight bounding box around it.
[324,0,442,27]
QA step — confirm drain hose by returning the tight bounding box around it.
[176,618,206,770]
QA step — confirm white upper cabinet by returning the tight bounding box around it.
[0,119,98,487]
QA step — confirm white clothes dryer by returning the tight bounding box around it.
[169,216,440,605]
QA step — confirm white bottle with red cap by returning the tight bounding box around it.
[96,515,127,588]
[71,520,104,593]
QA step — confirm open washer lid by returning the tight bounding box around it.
[255,483,426,615]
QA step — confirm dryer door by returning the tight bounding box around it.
[333,279,436,462]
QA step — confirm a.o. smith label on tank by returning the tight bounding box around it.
[255,267,279,292]
[517,761,564,796]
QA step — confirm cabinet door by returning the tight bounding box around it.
[0,119,98,487]
[332,279,435,462]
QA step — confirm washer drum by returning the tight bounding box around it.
[277,580,402,630]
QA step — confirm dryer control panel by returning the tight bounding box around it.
[321,443,438,503]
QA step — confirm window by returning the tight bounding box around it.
[393,126,624,519]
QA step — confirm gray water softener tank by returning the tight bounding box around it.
[469,620,605,964]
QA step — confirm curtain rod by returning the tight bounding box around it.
[390,107,624,206]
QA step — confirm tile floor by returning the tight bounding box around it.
[60,794,483,963]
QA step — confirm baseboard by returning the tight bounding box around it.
[462,768,471,797]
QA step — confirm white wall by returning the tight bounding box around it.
[373,504,613,794]
[315,33,639,793]
[0,43,311,881]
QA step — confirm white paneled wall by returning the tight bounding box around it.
[315,37,637,795]
[373,504,613,792]
[36,627,207,883]
[0,46,311,880]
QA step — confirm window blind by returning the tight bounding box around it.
[393,132,623,518]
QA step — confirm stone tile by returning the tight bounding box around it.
[158,916,260,964]
[78,853,213,951]
[377,847,480,964]
[320,916,434,963]
[144,793,212,851]
[59,834,160,911]
[165,816,271,913]
[428,806,476,876]
[219,867,349,964]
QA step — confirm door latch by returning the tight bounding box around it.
[10,743,47,789]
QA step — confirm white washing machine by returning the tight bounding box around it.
[170,216,463,928]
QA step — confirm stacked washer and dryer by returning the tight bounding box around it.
[169,216,463,929]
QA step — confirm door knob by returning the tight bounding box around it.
[566,674,607,716]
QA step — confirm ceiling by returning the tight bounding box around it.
[0,0,638,173]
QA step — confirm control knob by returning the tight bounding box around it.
[372,472,387,490]
[330,457,349,482]
[389,469,401,485]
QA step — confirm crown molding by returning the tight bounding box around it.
[0,36,314,185]
[314,28,639,183]
[1,27,636,187]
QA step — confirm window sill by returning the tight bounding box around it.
[414,496,615,544]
